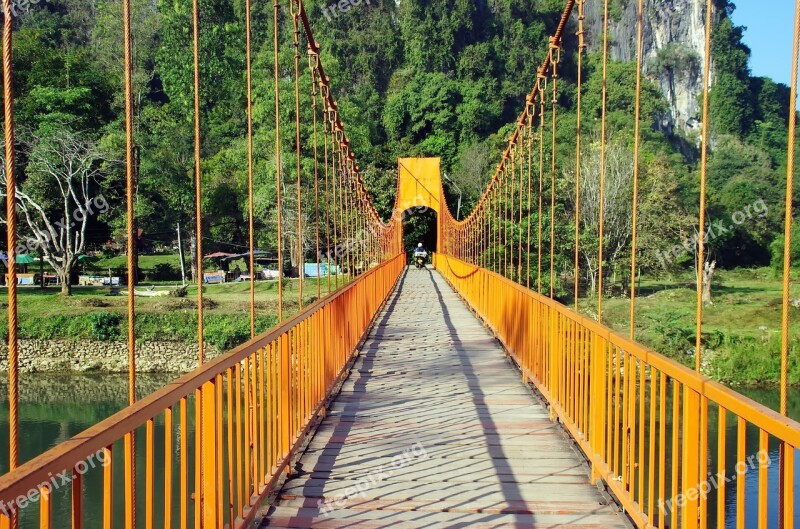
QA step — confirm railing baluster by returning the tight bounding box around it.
[216,376,224,529]
[235,363,243,517]
[71,467,82,529]
[102,447,112,529]
[700,397,709,529]
[146,418,154,529]
[125,430,136,529]
[226,369,235,528]
[758,429,769,529]
[671,381,680,529]
[200,380,217,528]
[637,360,645,506]
[737,417,746,529]
[243,355,252,502]
[658,372,667,529]
[718,406,727,529]
[180,397,188,529]
[257,346,266,484]
[164,409,173,529]
[681,387,700,529]
[783,441,794,529]
[194,389,201,529]
[647,371,657,526]
[40,485,51,529]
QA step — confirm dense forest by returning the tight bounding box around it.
[0,0,797,294]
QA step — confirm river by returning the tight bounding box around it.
[0,373,798,528]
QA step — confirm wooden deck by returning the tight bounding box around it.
[258,267,630,528]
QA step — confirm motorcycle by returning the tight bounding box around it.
[414,251,427,269]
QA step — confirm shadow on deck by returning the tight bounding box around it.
[257,267,631,528]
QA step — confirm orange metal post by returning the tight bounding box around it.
[201,381,218,528]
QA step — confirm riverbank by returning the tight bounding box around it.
[0,339,222,373]
[579,267,800,386]
[0,277,329,350]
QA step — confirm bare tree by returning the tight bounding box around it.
[689,220,718,305]
[0,129,111,295]
[452,141,495,199]
[565,136,634,294]
[702,259,716,304]
[261,182,315,276]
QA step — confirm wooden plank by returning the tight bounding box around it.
[257,268,630,529]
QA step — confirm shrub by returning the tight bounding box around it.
[148,263,181,282]
[770,230,800,272]
[710,334,800,386]
[87,312,122,341]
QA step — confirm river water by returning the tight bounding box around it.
[0,373,798,528]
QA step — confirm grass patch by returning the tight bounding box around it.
[0,275,333,351]
[577,267,800,384]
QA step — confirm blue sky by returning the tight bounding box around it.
[730,1,795,86]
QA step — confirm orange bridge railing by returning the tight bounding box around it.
[436,253,799,529]
[0,253,404,528]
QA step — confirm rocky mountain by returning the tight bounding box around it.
[584,0,718,134]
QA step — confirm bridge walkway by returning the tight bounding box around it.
[258,267,631,528]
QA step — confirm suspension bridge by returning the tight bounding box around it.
[0,0,798,528]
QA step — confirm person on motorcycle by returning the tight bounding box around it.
[413,243,428,268]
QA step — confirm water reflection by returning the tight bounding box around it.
[0,373,197,529]
[722,387,800,529]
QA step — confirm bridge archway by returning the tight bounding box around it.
[397,157,444,251]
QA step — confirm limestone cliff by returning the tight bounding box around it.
[584,0,718,134]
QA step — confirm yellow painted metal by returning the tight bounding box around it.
[0,254,404,529]
[397,158,443,249]
[200,381,217,528]
[435,253,800,529]
[39,486,50,529]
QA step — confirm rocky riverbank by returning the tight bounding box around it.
[0,339,222,373]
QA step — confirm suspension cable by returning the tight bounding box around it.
[494,184,500,273]
[291,0,303,309]
[331,119,340,289]
[500,159,508,277]
[597,0,609,321]
[781,0,799,416]
[245,0,255,337]
[320,85,330,294]
[696,0,714,372]
[273,0,283,321]
[537,79,546,294]
[2,2,19,526]
[193,0,204,364]
[517,133,525,282]
[526,99,534,289]
[574,0,585,310]
[191,0,204,522]
[629,0,644,339]
[549,38,560,299]
[309,50,321,299]
[779,2,800,522]
[123,0,138,523]
[510,144,516,280]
